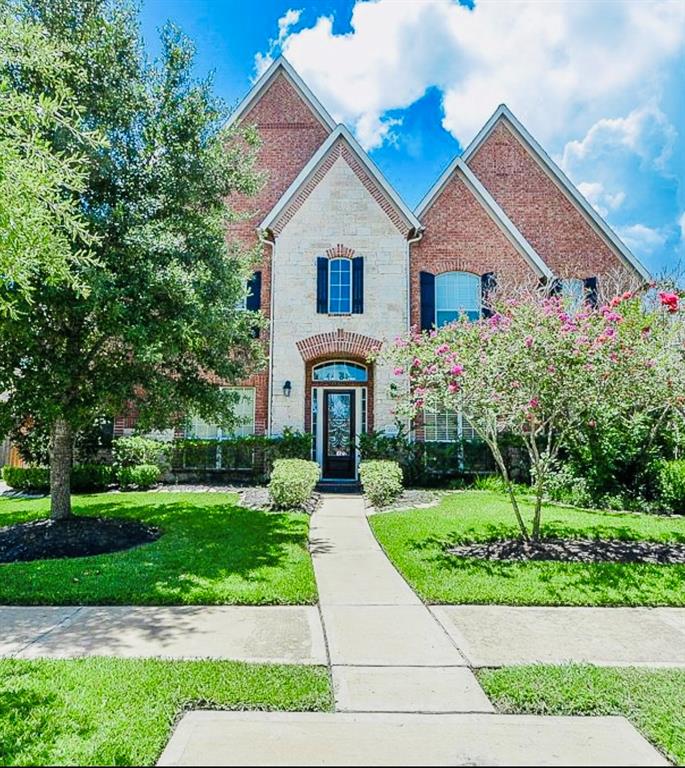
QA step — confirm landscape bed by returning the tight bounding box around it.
[0,658,332,766]
[0,492,317,605]
[369,490,685,606]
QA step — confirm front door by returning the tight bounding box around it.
[323,389,356,479]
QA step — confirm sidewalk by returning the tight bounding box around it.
[159,494,668,766]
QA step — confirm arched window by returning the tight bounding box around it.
[328,258,352,314]
[435,272,480,326]
[313,361,368,382]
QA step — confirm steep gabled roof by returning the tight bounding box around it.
[416,158,552,279]
[461,105,650,281]
[260,124,422,237]
[226,56,336,132]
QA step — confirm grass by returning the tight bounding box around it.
[369,490,685,605]
[0,658,332,766]
[479,664,685,765]
[0,492,317,605]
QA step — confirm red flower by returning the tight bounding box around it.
[659,291,679,313]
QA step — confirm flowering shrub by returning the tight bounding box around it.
[385,286,685,539]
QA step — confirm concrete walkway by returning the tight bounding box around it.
[0,605,326,664]
[159,494,669,766]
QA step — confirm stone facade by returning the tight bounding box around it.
[269,153,409,435]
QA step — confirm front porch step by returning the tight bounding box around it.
[316,480,362,494]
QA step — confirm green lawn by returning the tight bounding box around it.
[0,492,317,605]
[479,664,685,765]
[369,490,685,606]
[0,658,332,766]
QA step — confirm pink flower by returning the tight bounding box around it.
[604,311,622,323]
[394,337,408,348]
[448,382,460,394]
[588,419,596,428]
[393,366,404,376]
[436,343,450,355]
[528,398,539,409]
[659,291,679,313]
[524,335,534,348]
[450,364,464,376]
[412,357,422,368]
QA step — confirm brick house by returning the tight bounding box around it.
[115,57,649,482]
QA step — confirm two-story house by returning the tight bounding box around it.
[114,57,649,482]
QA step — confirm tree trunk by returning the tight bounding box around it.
[486,436,530,541]
[50,418,73,521]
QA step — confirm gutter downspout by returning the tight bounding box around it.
[259,230,276,437]
[405,226,424,442]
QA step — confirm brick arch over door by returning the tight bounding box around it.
[296,329,383,362]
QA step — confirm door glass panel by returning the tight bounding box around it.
[327,393,352,457]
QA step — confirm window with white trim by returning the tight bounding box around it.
[423,408,476,442]
[328,258,352,314]
[435,272,480,326]
[185,388,256,439]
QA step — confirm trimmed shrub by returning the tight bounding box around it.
[70,464,114,491]
[112,436,170,469]
[268,459,320,509]
[2,464,113,492]
[117,464,161,490]
[2,465,50,491]
[360,460,403,507]
[658,459,685,513]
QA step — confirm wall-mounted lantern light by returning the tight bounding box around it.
[283,380,292,398]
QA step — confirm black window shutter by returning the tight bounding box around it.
[246,271,261,311]
[419,271,435,331]
[352,256,364,314]
[316,257,328,314]
[584,276,598,309]
[481,272,497,318]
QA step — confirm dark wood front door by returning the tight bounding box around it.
[323,389,356,479]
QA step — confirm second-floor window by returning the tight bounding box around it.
[435,271,481,326]
[329,258,352,314]
[317,255,364,315]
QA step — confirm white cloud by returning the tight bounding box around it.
[577,181,626,218]
[254,0,685,150]
[561,105,677,173]
[254,8,303,80]
[617,223,667,255]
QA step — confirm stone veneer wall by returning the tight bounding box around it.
[270,154,409,434]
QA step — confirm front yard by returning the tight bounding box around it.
[0,492,317,605]
[479,665,685,765]
[369,490,685,606]
[0,658,332,766]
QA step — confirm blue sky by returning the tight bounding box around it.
[140,0,685,276]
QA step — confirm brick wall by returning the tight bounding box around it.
[411,171,536,327]
[226,71,331,434]
[467,121,631,281]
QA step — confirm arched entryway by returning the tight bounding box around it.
[297,331,381,480]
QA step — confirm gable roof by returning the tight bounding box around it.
[461,104,650,281]
[260,124,422,237]
[415,158,552,279]
[226,56,336,132]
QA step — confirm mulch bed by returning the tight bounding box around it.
[448,537,685,564]
[0,516,160,563]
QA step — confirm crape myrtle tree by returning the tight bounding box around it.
[0,0,264,520]
[385,286,685,541]
[0,3,97,314]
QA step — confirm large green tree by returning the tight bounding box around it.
[0,0,264,519]
[0,2,95,314]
